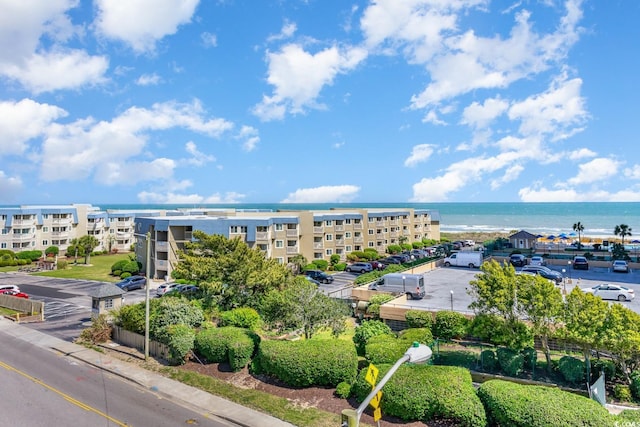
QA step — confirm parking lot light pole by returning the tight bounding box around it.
[562,269,567,295]
[450,290,454,311]
[341,343,432,427]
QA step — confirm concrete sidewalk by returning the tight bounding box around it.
[0,317,294,427]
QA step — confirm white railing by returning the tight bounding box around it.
[313,242,323,249]
[286,229,298,237]
[335,225,344,232]
[313,226,323,233]
[353,223,363,229]
[286,246,298,254]
[255,231,270,240]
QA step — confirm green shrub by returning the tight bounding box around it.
[311,259,329,270]
[365,335,408,364]
[111,259,128,273]
[255,339,357,387]
[614,384,633,402]
[219,307,262,330]
[16,250,42,262]
[558,356,585,384]
[618,409,640,422]
[591,358,616,382]
[194,326,259,371]
[45,246,59,256]
[164,324,195,365]
[496,348,524,376]
[353,320,392,355]
[352,364,486,426]
[477,380,612,427]
[433,311,468,340]
[228,334,257,372]
[57,259,68,270]
[121,260,141,275]
[366,294,395,318]
[398,328,433,345]
[405,310,433,329]
[335,381,352,398]
[480,349,497,372]
[334,263,346,271]
[522,347,537,370]
[120,272,132,279]
[468,314,506,343]
[631,370,640,400]
[150,298,204,342]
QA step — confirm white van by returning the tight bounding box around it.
[443,251,484,268]
[370,273,425,300]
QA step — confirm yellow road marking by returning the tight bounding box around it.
[0,360,129,426]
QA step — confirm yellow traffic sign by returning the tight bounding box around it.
[365,364,379,387]
[369,391,383,409]
[373,407,382,422]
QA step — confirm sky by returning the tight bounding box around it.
[1,0,640,205]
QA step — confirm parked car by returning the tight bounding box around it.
[368,260,387,271]
[521,265,563,284]
[612,260,630,273]
[345,262,373,274]
[305,276,321,286]
[390,254,411,263]
[0,284,20,293]
[0,289,29,299]
[156,282,180,297]
[529,256,546,266]
[166,284,199,296]
[509,254,527,267]
[572,256,589,270]
[410,249,427,259]
[304,270,334,284]
[115,275,147,291]
[380,257,402,265]
[582,284,634,301]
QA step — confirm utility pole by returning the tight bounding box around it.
[144,231,151,360]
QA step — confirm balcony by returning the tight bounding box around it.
[286,229,298,237]
[335,225,344,232]
[12,233,35,241]
[286,246,299,254]
[335,239,345,247]
[353,223,363,229]
[255,231,271,241]
[376,221,384,227]
[376,234,385,241]
[402,218,410,225]
[156,241,168,252]
[313,226,323,234]
[354,237,363,244]
[12,218,36,226]
[390,231,398,238]
[51,231,69,238]
[313,242,323,249]
[52,217,72,224]
[389,220,399,226]
[403,229,411,235]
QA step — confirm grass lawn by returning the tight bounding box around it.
[33,253,131,282]
[0,306,19,316]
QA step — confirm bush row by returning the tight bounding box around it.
[194,326,259,371]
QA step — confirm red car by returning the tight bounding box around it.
[0,289,29,299]
[369,260,387,271]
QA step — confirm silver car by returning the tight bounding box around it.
[583,284,634,301]
[612,260,630,273]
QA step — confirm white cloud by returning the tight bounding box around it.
[137,190,245,204]
[568,148,596,160]
[567,157,620,185]
[461,97,509,129]
[39,100,233,182]
[625,165,640,180]
[404,144,435,167]
[422,110,447,125]
[252,44,367,121]
[136,73,162,86]
[201,32,217,48]
[490,164,524,189]
[267,21,297,43]
[281,185,360,203]
[236,126,260,152]
[0,99,67,155]
[183,141,215,166]
[95,158,176,185]
[94,0,200,53]
[0,171,24,201]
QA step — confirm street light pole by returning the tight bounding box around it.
[450,290,454,311]
[341,343,432,427]
[562,268,567,295]
[134,231,151,360]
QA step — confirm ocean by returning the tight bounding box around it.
[97,202,640,239]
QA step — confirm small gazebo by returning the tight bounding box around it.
[88,283,125,318]
[509,230,539,250]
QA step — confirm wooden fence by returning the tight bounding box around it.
[111,325,170,360]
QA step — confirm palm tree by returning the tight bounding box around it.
[614,224,633,246]
[288,254,308,275]
[572,222,584,250]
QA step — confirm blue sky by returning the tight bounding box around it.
[1,0,639,205]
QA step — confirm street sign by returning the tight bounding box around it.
[373,407,382,422]
[370,391,383,409]
[365,364,379,387]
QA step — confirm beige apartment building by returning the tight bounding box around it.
[133,208,440,281]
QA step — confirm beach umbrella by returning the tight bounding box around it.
[568,232,577,237]
[546,235,556,240]
[632,239,640,244]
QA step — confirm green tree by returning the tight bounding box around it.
[78,235,100,265]
[562,287,609,383]
[171,232,289,310]
[614,224,633,246]
[602,303,640,382]
[288,254,307,275]
[517,275,564,372]
[572,222,584,249]
[260,277,349,339]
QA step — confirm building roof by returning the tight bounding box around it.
[509,230,538,240]
[88,283,125,298]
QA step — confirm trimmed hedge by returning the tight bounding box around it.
[353,320,392,355]
[194,326,259,371]
[351,364,486,426]
[398,328,433,345]
[365,335,408,364]
[496,347,524,377]
[164,324,195,365]
[433,311,469,340]
[405,310,433,329]
[255,339,357,387]
[558,356,585,385]
[477,379,612,426]
[219,307,262,330]
[480,349,497,372]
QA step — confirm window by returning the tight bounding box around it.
[275,224,283,231]
[256,226,268,232]
[368,229,374,235]
[368,242,375,247]
[0,243,5,249]
[345,232,352,238]
[275,240,284,248]
[345,219,351,224]
[325,234,333,241]
[354,245,361,251]
[346,245,352,252]
[1,215,6,220]
[314,252,323,259]
[43,227,48,232]
[276,257,284,264]
[1,228,7,235]
[42,240,48,246]
[325,249,333,255]
[325,220,332,226]
[104,299,114,309]
[355,232,361,238]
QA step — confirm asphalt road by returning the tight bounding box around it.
[0,328,236,427]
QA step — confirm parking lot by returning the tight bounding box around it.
[322,263,640,315]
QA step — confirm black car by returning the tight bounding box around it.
[380,257,402,265]
[573,256,589,270]
[304,270,334,284]
[521,265,563,283]
[509,254,527,267]
[116,275,147,291]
